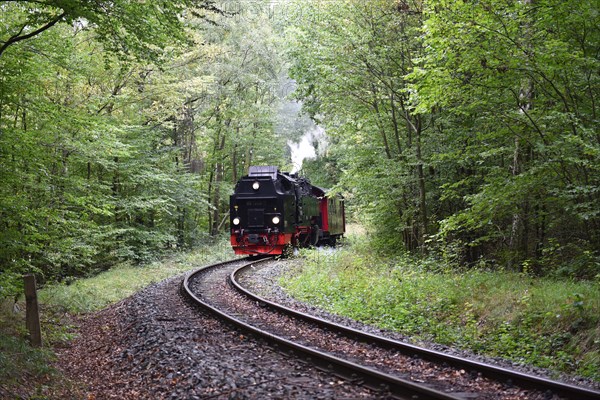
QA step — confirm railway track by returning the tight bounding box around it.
[182,257,600,400]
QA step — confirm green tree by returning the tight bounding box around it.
[284,0,599,275]
[286,0,432,252]
[415,0,600,274]
[0,1,292,300]
[0,0,222,60]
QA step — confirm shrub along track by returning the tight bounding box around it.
[183,257,600,400]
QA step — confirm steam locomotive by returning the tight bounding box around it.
[230,166,345,255]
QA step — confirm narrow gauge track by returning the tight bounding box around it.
[183,258,600,400]
[231,261,600,400]
[183,257,456,399]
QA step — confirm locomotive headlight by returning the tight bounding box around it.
[233,217,240,226]
[252,181,260,190]
[272,216,280,225]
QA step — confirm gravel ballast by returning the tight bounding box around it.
[52,256,598,399]
[55,270,381,399]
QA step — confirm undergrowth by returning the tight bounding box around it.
[38,237,233,313]
[280,241,600,381]
[0,237,235,398]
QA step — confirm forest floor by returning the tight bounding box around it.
[0,240,234,399]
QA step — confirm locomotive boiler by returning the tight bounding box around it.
[230,166,345,255]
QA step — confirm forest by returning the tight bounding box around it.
[1,0,599,300]
[0,0,294,297]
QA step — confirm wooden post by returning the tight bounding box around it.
[23,274,42,347]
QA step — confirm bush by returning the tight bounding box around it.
[280,244,600,381]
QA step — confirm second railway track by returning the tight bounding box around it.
[182,257,600,400]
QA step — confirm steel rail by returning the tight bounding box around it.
[230,263,600,400]
[182,258,462,400]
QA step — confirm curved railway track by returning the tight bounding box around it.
[182,257,600,400]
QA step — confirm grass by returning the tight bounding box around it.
[0,327,56,396]
[0,237,236,398]
[38,238,233,313]
[280,236,600,381]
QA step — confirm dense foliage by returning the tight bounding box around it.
[0,1,290,297]
[2,0,598,297]
[284,0,600,277]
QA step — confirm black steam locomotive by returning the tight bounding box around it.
[230,166,345,255]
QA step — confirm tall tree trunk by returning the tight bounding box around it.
[232,142,238,184]
[211,157,224,236]
[177,205,185,247]
[414,117,428,251]
[208,119,229,236]
[390,92,403,156]
[371,85,392,159]
[173,121,186,247]
[112,156,121,223]
[171,105,197,246]
[207,168,214,234]
[509,0,535,270]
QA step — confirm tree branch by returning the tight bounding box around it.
[0,11,66,58]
